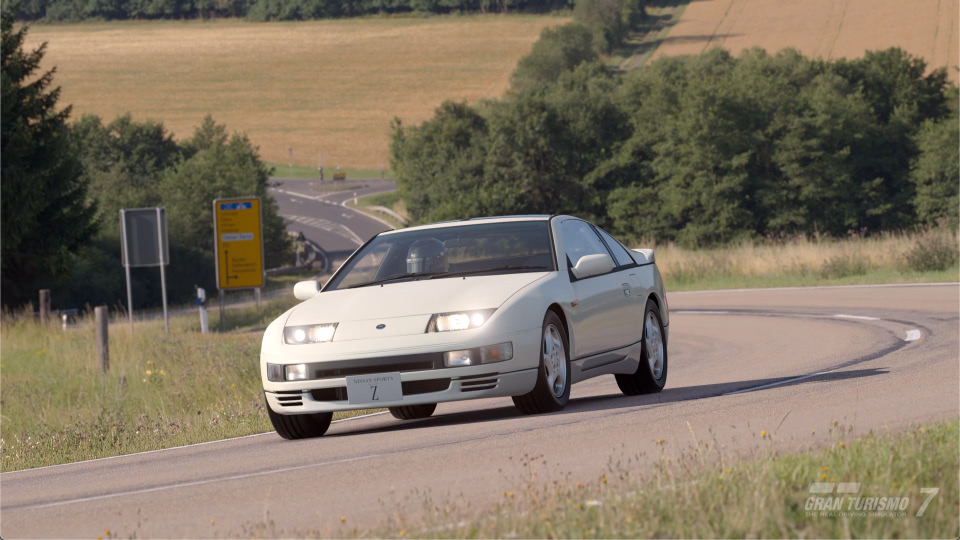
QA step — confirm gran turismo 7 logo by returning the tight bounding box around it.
[805,482,939,518]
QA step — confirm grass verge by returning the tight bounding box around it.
[346,190,409,229]
[649,226,959,291]
[341,420,958,538]
[267,162,388,181]
[0,305,380,472]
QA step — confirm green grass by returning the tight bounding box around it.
[346,190,409,229]
[266,162,390,181]
[324,421,956,538]
[0,305,380,472]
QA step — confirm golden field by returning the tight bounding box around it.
[22,16,568,168]
[650,0,959,82]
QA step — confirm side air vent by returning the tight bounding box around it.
[459,373,499,392]
[275,391,304,407]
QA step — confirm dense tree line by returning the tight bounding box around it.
[392,43,958,247]
[1,14,289,309]
[14,0,574,21]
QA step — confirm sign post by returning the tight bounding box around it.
[120,208,170,334]
[213,197,265,329]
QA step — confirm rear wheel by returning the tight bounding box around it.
[267,398,333,440]
[616,299,668,395]
[513,311,571,414]
[389,403,437,420]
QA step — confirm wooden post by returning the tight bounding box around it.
[39,289,51,324]
[95,306,109,373]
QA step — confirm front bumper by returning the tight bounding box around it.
[262,327,542,414]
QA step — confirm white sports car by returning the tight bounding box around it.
[261,215,668,439]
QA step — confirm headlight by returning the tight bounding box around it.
[283,323,338,344]
[427,309,496,332]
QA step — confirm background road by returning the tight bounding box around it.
[2,284,957,538]
[270,177,396,272]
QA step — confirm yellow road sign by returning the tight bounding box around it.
[213,197,264,289]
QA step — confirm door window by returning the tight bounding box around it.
[596,228,635,267]
[560,220,610,268]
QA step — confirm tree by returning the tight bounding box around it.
[1,10,97,307]
[911,116,960,226]
[509,23,597,95]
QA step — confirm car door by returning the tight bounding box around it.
[558,219,637,359]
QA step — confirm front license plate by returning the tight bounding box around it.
[346,372,402,404]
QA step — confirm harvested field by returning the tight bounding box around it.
[22,16,567,168]
[650,0,959,82]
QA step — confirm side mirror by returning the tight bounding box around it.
[293,280,320,301]
[571,253,614,279]
[631,248,655,264]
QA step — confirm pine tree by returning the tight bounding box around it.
[1,9,97,307]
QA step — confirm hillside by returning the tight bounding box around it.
[649,0,959,82]
[22,16,568,168]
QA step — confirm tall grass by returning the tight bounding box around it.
[0,300,378,472]
[648,227,959,290]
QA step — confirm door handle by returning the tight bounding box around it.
[622,283,631,297]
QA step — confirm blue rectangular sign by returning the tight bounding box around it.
[219,202,253,211]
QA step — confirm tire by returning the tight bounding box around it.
[616,299,668,395]
[513,311,571,414]
[266,398,333,440]
[389,403,437,420]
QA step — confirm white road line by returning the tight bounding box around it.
[834,314,880,321]
[723,370,835,396]
[672,310,731,315]
[905,329,922,341]
[2,411,389,476]
[9,454,383,512]
[672,282,959,295]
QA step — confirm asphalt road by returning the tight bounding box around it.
[270,177,396,272]
[3,283,957,538]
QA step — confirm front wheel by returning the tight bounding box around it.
[389,403,437,420]
[513,311,571,414]
[616,299,668,395]
[267,398,333,440]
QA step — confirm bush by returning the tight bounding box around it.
[903,228,960,272]
[819,253,869,279]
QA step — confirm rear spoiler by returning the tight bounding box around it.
[631,248,655,265]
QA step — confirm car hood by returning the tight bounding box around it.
[285,272,549,340]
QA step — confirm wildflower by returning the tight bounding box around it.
[231,383,237,388]
[811,429,816,435]
[399,530,406,537]
[822,466,829,472]
[626,516,632,522]
[508,492,514,498]
[725,468,732,473]
[656,438,664,445]
[340,516,346,522]
[158,369,165,375]
[760,430,767,438]
[820,473,827,480]
[691,451,697,457]
[601,476,607,484]
[830,477,836,483]
[501,491,506,497]
[839,441,845,448]
[585,499,601,507]
[105,530,111,536]
[36,348,46,354]
[145,370,152,376]
[718,484,723,489]
[892,482,899,488]
[578,503,584,510]
[210,518,215,525]
[576,482,582,488]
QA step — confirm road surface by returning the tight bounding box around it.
[270,177,396,273]
[2,283,957,538]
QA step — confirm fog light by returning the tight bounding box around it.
[444,349,474,367]
[267,363,283,382]
[285,364,308,381]
[480,342,513,364]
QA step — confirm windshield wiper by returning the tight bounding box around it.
[346,272,437,289]
[428,265,551,279]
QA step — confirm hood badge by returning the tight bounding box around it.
[376,324,386,330]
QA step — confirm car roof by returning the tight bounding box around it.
[380,215,554,235]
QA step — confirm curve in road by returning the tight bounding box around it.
[1,283,957,538]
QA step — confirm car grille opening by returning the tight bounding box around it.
[458,372,499,392]
[310,387,348,402]
[314,361,435,379]
[402,378,451,395]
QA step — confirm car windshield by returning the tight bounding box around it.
[324,221,555,291]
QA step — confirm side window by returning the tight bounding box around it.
[596,228,635,267]
[560,220,610,268]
